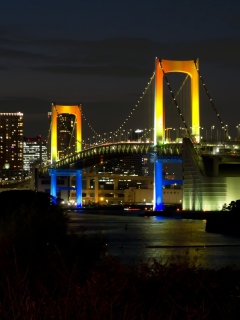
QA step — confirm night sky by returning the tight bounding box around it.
[0,0,240,139]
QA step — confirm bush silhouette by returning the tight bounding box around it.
[0,190,69,263]
[0,190,107,274]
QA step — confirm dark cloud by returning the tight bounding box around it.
[32,64,150,78]
[0,47,50,61]
[0,36,15,46]
[0,0,239,140]
[1,35,240,73]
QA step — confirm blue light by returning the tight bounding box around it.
[151,216,164,221]
[50,169,57,199]
[154,158,164,211]
[76,170,82,208]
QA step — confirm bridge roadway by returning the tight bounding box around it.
[34,139,240,211]
[39,139,240,176]
[40,142,184,174]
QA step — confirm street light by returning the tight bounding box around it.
[199,127,204,141]
[236,124,240,139]
[93,136,97,144]
[129,129,133,141]
[225,125,229,141]
[122,129,126,141]
[143,128,148,142]
[103,132,107,142]
[211,125,215,141]
[180,127,187,138]
[135,129,143,141]
[165,128,172,141]
[87,137,91,147]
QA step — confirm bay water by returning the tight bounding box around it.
[68,210,240,270]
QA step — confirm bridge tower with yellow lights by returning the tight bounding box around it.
[49,103,83,207]
[154,58,200,211]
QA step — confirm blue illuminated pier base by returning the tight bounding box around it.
[49,168,82,207]
[154,158,163,210]
[154,156,182,211]
[50,168,57,201]
[75,170,82,207]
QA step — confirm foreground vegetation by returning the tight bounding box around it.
[0,190,240,319]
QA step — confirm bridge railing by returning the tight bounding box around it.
[39,141,185,174]
[196,141,240,156]
[40,140,240,175]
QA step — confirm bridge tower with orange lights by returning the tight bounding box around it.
[49,103,83,207]
[154,58,200,211]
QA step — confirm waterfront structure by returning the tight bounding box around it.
[69,172,153,205]
[182,138,240,211]
[37,171,181,207]
[66,166,181,207]
[23,135,48,177]
[0,112,24,181]
[37,174,69,202]
[67,151,152,205]
[90,153,151,177]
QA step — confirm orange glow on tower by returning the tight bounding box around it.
[155,58,200,144]
[51,104,82,164]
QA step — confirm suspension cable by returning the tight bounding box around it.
[77,72,156,144]
[51,72,156,149]
[66,116,77,157]
[166,74,189,141]
[193,60,228,137]
[159,59,192,140]
[80,109,99,138]
[112,71,156,138]
[166,74,189,109]
[46,113,52,160]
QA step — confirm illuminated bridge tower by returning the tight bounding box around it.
[154,58,200,210]
[50,104,82,207]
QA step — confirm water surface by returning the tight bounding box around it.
[68,210,240,269]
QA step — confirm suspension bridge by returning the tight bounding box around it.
[38,58,240,212]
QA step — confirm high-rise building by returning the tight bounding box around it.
[0,112,24,181]
[23,135,48,176]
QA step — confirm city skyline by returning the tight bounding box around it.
[0,0,240,139]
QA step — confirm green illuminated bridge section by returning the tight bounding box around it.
[40,140,240,175]
[40,142,184,174]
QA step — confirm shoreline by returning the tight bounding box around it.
[65,206,222,219]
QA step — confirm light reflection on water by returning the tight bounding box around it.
[68,211,240,269]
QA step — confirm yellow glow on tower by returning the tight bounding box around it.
[154,58,200,144]
[51,104,82,164]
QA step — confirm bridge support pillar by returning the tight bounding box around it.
[50,169,57,203]
[154,157,164,211]
[94,176,99,203]
[76,170,82,208]
[49,168,82,207]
